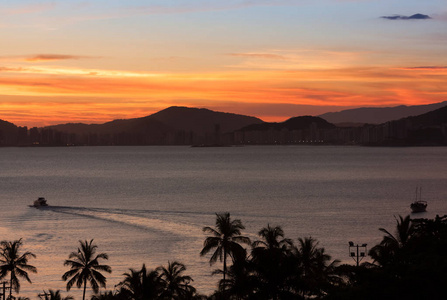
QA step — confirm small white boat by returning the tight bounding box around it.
[410,187,427,213]
[29,197,49,208]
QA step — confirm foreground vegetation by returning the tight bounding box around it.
[2,213,447,299]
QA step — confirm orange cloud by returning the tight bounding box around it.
[229,53,287,60]
[0,67,29,72]
[0,65,445,126]
[226,49,371,70]
[24,54,94,62]
[0,54,97,63]
[396,66,447,74]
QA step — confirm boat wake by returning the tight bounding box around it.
[44,206,203,239]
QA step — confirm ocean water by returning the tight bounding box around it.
[0,145,446,298]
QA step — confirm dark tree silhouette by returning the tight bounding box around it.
[62,240,112,300]
[213,248,257,300]
[117,264,159,300]
[39,289,73,300]
[330,215,447,299]
[252,225,294,254]
[369,215,414,266]
[90,291,120,300]
[200,213,250,283]
[294,237,338,298]
[0,239,37,298]
[156,261,195,300]
[251,225,295,299]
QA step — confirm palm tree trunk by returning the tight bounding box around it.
[82,278,87,300]
[9,274,12,300]
[223,248,227,283]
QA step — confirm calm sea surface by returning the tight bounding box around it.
[0,146,446,297]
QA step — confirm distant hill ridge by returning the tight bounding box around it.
[38,106,263,145]
[1,103,446,146]
[149,106,263,135]
[319,101,447,124]
[403,104,447,126]
[240,115,335,131]
[234,105,447,146]
[49,106,263,136]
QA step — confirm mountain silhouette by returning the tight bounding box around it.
[382,105,447,145]
[50,107,262,134]
[148,106,263,135]
[1,103,446,146]
[319,101,447,124]
[404,104,447,126]
[50,118,171,135]
[46,106,263,145]
[240,116,335,131]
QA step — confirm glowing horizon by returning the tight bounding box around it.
[1,0,446,127]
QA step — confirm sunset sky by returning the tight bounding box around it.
[1,0,447,127]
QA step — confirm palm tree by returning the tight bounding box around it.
[90,291,119,300]
[90,291,121,300]
[294,237,338,298]
[213,248,256,300]
[252,225,294,254]
[39,289,73,300]
[369,215,414,266]
[117,268,141,299]
[380,215,414,248]
[251,225,295,299]
[0,239,37,298]
[62,239,112,300]
[200,212,250,283]
[156,261,195,300]
[117,264,159,300]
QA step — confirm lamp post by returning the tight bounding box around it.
[0,281,10,300]
[348,241,367,266]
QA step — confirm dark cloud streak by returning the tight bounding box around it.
[381,13,431,20]
[399,66,447,70]
[228,53,287,60]
[0,54,99,63]
[25,54,94,62]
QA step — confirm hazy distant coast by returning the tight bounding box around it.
[1,102,446,147]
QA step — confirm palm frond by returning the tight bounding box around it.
[62,240,111,299]
[200,237,221,256]
[62,269,80,281]
[89,277,100,294]
[15,267,32,283]
[93,264,112,273]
